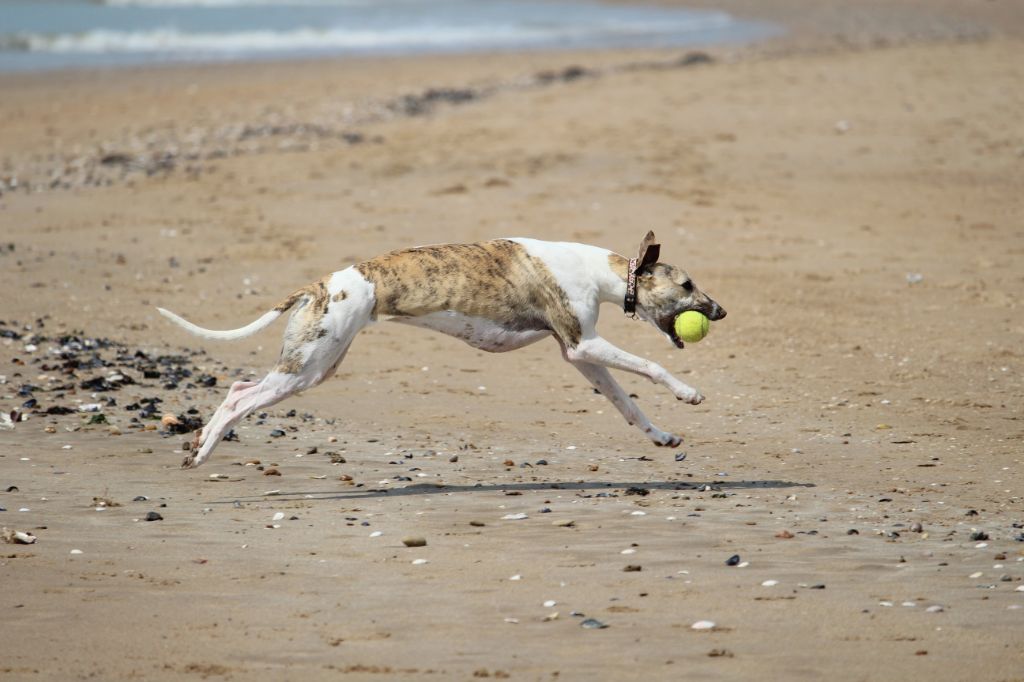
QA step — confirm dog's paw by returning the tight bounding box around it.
[650,430,683,448]
[674,389,704,405]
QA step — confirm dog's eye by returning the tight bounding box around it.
[682,280,694,293]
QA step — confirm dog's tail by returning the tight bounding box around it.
[157,292,304,341]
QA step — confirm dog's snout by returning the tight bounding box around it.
[710,303,726,321]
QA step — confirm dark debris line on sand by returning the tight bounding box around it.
[0,52,714,195]
[0,318,230,441]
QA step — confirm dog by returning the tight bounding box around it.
[157,231,726,468]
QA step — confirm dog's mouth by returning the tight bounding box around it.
[660,314,685,349]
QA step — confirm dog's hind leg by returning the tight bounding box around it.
[183,269,374,469]
[183,371,314,468]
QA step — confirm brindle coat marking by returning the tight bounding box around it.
[356,240,583,347]
[157,232,726,469]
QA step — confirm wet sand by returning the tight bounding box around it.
[1,1,1023,680]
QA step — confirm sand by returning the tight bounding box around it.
[1,1,1023,680]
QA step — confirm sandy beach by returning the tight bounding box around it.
[2,1,1023,680]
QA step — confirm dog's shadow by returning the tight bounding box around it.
[211,478,814,503]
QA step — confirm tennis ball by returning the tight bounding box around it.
[674,311,710,343]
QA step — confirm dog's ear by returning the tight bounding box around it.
[636,231,661,272]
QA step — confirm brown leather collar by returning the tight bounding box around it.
[624,257,639,317]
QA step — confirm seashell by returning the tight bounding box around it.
[2,528,37,544]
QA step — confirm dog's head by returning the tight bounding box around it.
[631,231,727,348]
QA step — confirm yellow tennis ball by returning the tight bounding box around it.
[674,311,710,343]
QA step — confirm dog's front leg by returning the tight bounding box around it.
[571,360,683,447]
[566,336,704,404]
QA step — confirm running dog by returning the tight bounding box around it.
[158,231,726,468]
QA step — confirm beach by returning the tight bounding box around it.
[1,1,1023,679]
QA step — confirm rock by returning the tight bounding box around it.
[775,530,794,539]
[552,519,575,527]
[263,468,281,476]
[402,536,427,547]
[726,554,740,566]
[910,522,923,533]
[970,531,989,541]
[580,618,608,629]
[145,511,163,522]
[691,620,716,631]
[623,564,642,572]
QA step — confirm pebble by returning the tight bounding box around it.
[580,618,608,629]
[543,600,557,607]
[926,605,945,613]
[761,580,779,587]
[509,575,522,581]
[145,511,163,521]
[272,512,285,522]
[675,452,687,462]
[411,558,429,565]
[726,554,741,566]
[369,531,382,538]
[691,620,716,631]
[502,513,528,520]
[402,536,427,547]
[70,549,83,555]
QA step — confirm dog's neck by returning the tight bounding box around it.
[605,253,633,309]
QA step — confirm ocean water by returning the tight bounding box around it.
[0,0,774,72]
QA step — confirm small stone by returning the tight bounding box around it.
[449,455,458,463]
[402,536,427,547]
[502,513,528,521]
[269,429,286,438]
[543,600,557,607]
[623,565,642,572]
[552,519,575,527]
[675,452,687,462]
[761,580,779,587]
[264,468,281,476]
[910,522,923,533]
[272,512,285,522]
[847,529,859,535]
[469,520,486,527]
[970,531,989,541]
[926,605,945,613]
[145,511,163,522]
[411,558,429,565]
[580,618,608,629]
[691,620,716,631]
[503,459,515,467]
[725,554,740,566]
[775,530,794,539]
